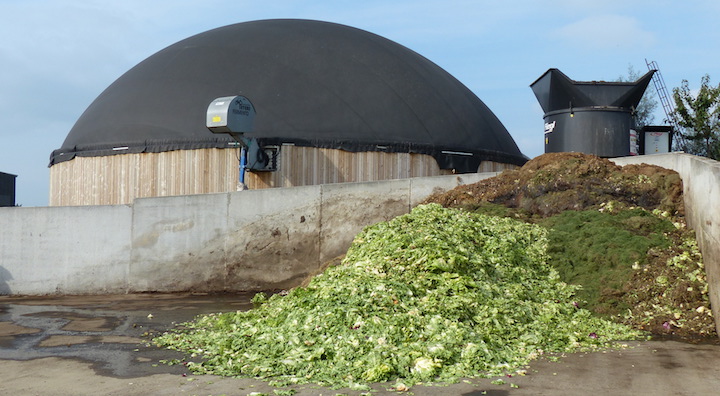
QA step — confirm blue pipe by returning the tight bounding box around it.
[239,146,247,186]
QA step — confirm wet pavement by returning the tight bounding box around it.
[0,293,254,377]
[3,293,720,395]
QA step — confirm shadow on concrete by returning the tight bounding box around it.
[0,266,12,294]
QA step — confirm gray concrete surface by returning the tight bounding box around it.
[0,172,495,295]
[2,293,719,395]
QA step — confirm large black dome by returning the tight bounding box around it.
[50,19,526,170]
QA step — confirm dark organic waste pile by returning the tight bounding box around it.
[154,204,642,390]
[427,152,684,217]
[425,152,714,338]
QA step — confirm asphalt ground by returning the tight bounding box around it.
[2,293,720,395]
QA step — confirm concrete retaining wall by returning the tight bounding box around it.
[5,153,719,334]
[612,153,720,334]
[0,173,493,295]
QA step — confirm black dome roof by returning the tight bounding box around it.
[50,19,526,170]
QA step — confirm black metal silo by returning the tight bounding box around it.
[0,172,16,207]
[530,68,655,157]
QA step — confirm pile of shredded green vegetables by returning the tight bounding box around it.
[154,204,642,389]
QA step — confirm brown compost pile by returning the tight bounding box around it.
[424,152,716,339]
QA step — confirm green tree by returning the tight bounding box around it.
[672,74,720,159]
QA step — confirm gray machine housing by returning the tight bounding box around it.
[206,96,276,171]
[206,95,256,134]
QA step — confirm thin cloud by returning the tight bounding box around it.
[551,14,656,50]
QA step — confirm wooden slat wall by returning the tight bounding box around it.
[49,148,240,206]
[49,146,518,206]
[477,160,517,173]
[245,146,450,189]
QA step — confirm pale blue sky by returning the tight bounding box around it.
[1,0,719,206]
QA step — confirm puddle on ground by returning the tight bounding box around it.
[39,335,144,347]
[29,312,121,332]
[0,321,42,347]
[0,293,256,377]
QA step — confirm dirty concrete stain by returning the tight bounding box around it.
[224,219,321,291]
[133,220,196,249]
[169,220,194,232]
[133,231,160,249]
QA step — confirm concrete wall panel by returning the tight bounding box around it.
[224,185,322,291]
[0,205,131,295]
[129,193,230,292]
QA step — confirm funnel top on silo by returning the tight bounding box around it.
[530,68,656,114]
